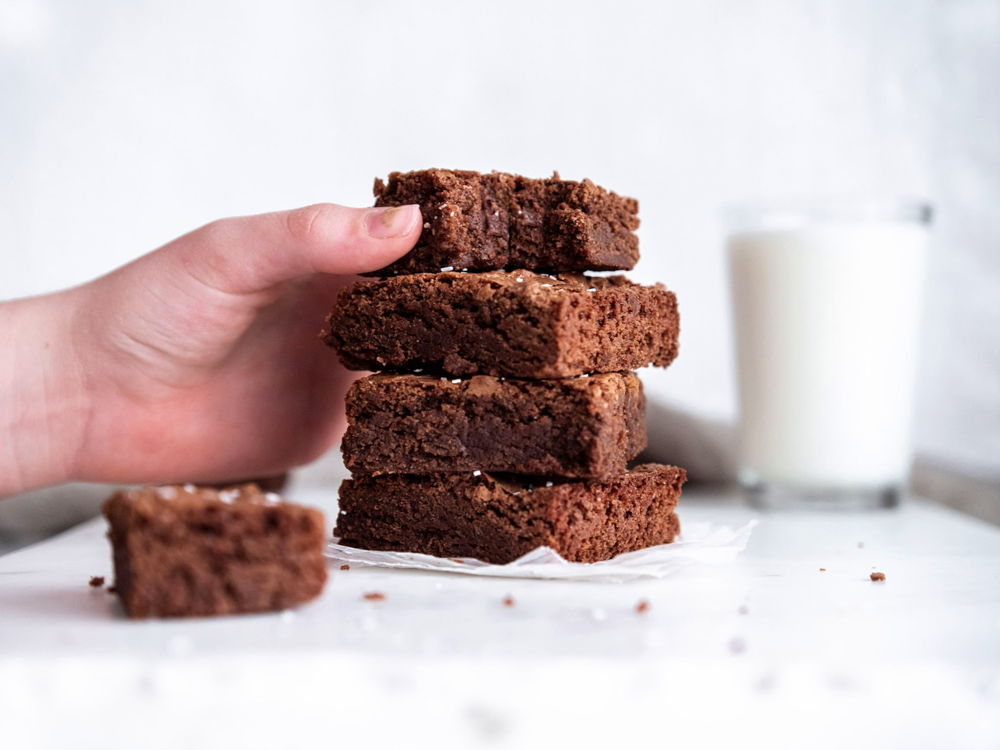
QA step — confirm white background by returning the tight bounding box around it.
[1,0,998,480]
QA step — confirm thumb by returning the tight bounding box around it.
[160,203,421,295]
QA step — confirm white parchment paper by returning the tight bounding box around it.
[325,520,757,582]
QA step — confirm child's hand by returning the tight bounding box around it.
[0,203,421,495]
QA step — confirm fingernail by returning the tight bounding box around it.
[365,205,419,239]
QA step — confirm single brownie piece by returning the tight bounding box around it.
[324,270,679,379]
[102,484,327,619]
[343,372,647,478]
[335,464,686,564]
[369,169,639,275]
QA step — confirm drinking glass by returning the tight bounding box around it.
[726,198,932,510]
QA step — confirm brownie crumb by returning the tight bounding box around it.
[339,564,350,571]
[738,604,749,615]
[107,586,117,594]
[363,592,386,601]
[819,567,827,572]
[729,637,747,654]
[870,572,886,582]
[502,595,515,608]
[635,599,650,614]
[89,576,105,588]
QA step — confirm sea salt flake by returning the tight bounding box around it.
[540,283,552,287]
[182,484,196,493]
[472,470,482,476]
[264,492,281,504]
[156,486,178,500]
[440,266,455,272]
[218,489,239,503]
[515,277,524,283]
[423,222,430,229]
[451,379,462,384]
[544,481,553,487]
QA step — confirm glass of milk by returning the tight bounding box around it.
[726,198,932,510]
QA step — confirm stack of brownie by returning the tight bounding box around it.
[324,169,686,565]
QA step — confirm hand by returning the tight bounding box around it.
[0,203,421,495]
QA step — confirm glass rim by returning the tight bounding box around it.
[723,196,933,232]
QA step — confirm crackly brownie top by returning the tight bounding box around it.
[432,463,683,498]
[358,371,639,399]
[348,268,644,300]
[106,483,284,514]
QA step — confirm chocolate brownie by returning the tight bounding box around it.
[324,270,679,378]
[369,169,639,275]
[102,484,327,619]
[342,372,647,478]
[335,464,686,564]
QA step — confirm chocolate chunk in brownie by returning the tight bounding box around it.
[324,270,679,379]
[370,169,639,275]
[335,464,686,564]
[342,372,646,478]
[102,484,327,619]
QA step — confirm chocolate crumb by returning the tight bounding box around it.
[339,564,350,571]
[502,596,515,607]
[635,599,650,614]
[362,591,386,601]
[738,604,749,615]
[88,576,105,588]
[870,572,886,582]
[819,567,826,572]
[107,586,117,594]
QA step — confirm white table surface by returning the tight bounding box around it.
[1,483,998,750]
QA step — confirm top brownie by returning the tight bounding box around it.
[368,169,640,275]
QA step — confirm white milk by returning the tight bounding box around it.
[728,222,928,490]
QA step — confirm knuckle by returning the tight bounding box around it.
[285,203,338,246]
[196,217,236,248]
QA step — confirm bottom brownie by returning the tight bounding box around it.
[103,484,328,618]
[335,464,685,564]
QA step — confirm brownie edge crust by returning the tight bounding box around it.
[335,464,686,564]
[103,484,328,619]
